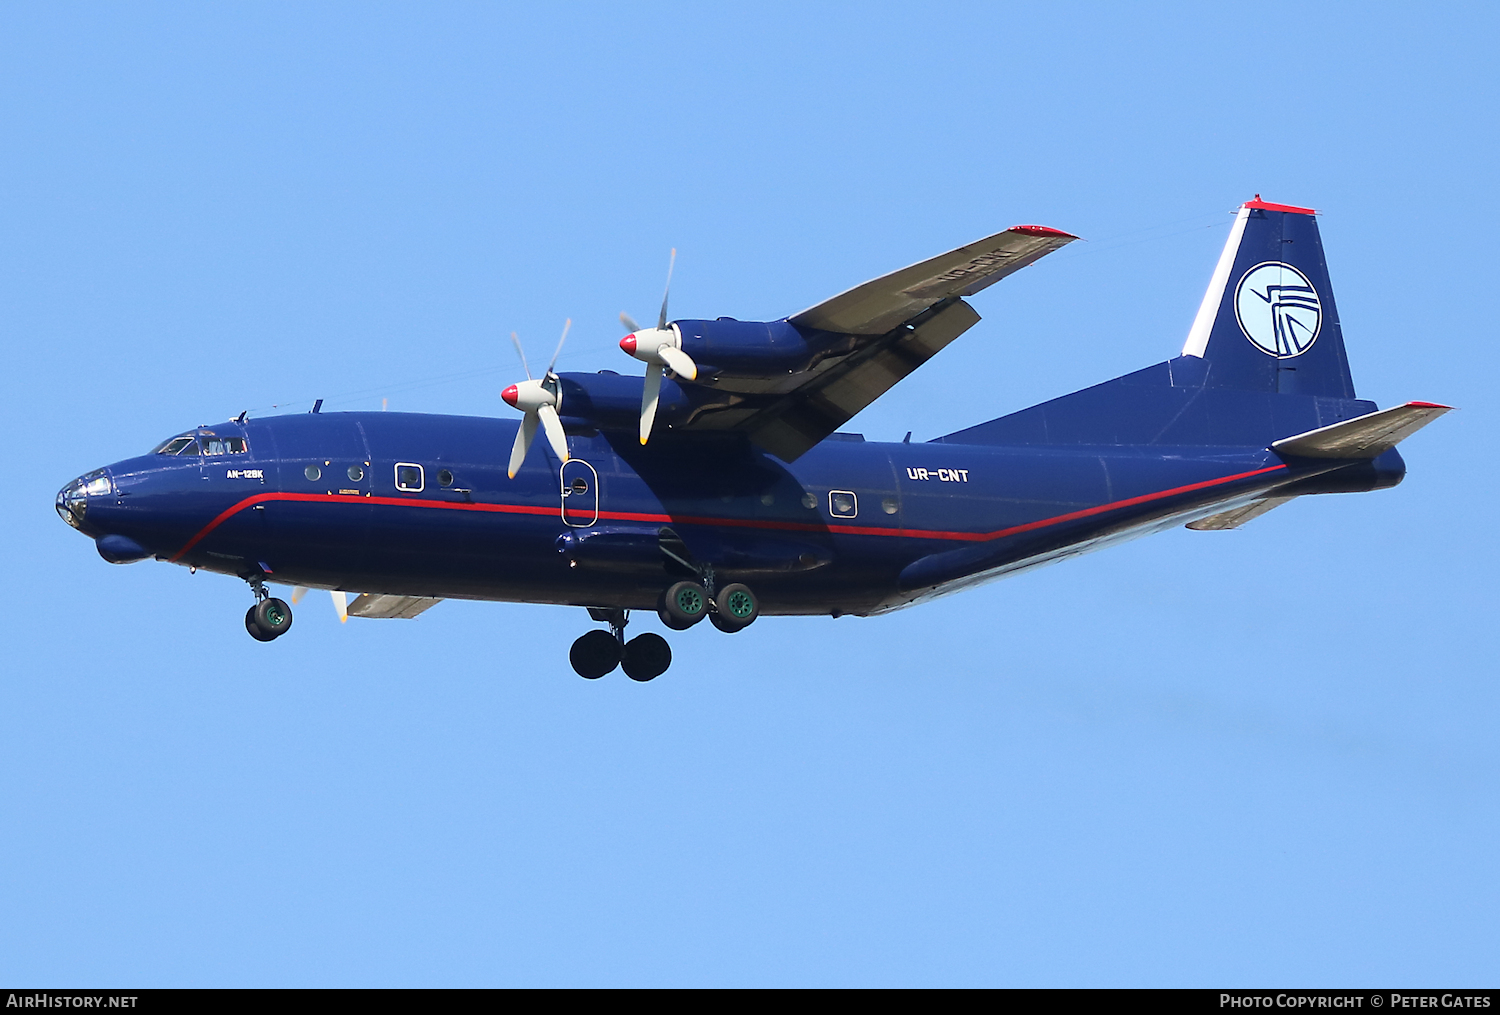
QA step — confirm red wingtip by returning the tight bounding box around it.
[619,335,637,354]
[1010,224,1077,239]
[501,384,519,407]
[1243,196,1318,215]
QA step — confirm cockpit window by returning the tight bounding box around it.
[202,437,247,456]
[152,435,247,456]
[153,437,199,455]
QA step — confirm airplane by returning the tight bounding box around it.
[56,197,1448,681]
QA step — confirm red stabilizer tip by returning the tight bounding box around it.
[1406,401,1454,409]
[1243,197,1318,215]
[1010,224,1077,238]
[619,335,637,354]
[501,384,519,407]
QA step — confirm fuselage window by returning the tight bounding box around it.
[395,464,425,492]
[305,465,322,481]
[347,465,364,482]
[828,491,858,519]
[437,469,454,487]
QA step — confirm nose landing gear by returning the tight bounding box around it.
[244,577,293,642]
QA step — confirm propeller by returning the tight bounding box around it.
[501,320,572,478]
[292,586,350,623]
[620,249,697,444]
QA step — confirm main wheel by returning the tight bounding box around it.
[252,597,293,639]
[245,605,276,642]
[570,629,622,679]
[621,633,671,682]
[658,580,708,630]
[711,583,759,632]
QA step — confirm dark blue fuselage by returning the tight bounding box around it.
[61,407,1402,617]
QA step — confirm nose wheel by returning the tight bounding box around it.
[244,598,293,641]
[243,577,293,641]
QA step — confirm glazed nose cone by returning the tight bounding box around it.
[55,470,110,530]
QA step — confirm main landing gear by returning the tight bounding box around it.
[244,576,293,642]
[569,578,761,681]
[569,608,671,682]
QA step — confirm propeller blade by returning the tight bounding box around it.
[656,248,676,330]
[537,403,570,463]
[510,331,532,380]
[640,362,663,445]
[658,344,697,381]
[620,311,641,335]
[331,590,348,623]
[508,411,538,478]
[291,586,308,605]
[545,318,571,376]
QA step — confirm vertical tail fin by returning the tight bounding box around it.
[1181,198,1356,398]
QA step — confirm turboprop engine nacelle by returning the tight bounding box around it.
[551,371,692,432]
[667,319,815,375]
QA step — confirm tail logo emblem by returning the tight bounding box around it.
[1234,261,1323,358]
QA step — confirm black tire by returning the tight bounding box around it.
[245,605,276,642]
[252,597,293,639]
[710,612,746,634]
[621,633,671,682]
[713,583,758,631]
[658,580,708,630]
[570,629,622,679]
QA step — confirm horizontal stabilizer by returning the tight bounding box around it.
[1272,401,1452,459]
[1186,496,1295,531]
[347,594,443,620]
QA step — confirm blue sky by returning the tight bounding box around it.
[2,2,1496,986]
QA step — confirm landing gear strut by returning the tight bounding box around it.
[570,608,673,682]
[244,576,293,642]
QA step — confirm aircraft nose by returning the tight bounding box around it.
[55,469,112,531]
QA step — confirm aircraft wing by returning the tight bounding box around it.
[789,225,1077,335]
[677,225,1076,461]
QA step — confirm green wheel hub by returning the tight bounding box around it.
[725,590,754,619]
[674,586,705,616]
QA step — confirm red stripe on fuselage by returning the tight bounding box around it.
[169,464,1288,563]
